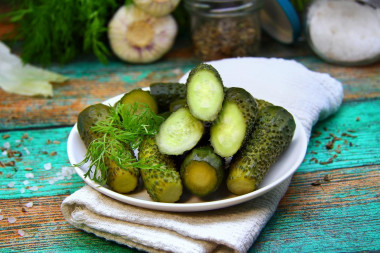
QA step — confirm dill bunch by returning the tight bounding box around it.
[6,0,124,65]
[76,102,165,185]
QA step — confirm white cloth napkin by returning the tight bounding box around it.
[61,57,343,253]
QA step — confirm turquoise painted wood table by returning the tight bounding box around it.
[0,39,379,252]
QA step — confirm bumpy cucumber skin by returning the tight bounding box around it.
[150,82,186,113]
[256,98,273,113]
[211,87,258,157]
[107,146,140,194]
[180,146,224,196]
[117,88,158,114]
[227,105,296,195]
[186,63,224,121]
[139,136,183,203]
[77,104,111,147]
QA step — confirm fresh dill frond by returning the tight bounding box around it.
[75,102,166,185]
[5,0,122,65]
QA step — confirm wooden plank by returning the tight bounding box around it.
[253,164,380,252]
[1,48,379,130]
[0,60,199,130]
[0,163,378,252]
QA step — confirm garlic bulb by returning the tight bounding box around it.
[108,5,178,63]
[134,0,180,17]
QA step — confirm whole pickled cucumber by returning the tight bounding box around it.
[210,87,258,157]
[139,136,183,203]
[180,146,224,197]
[117,88,158,114]
[150,82,186,113]
[106,144,140,194]
[227,105,296,195]
[186,63,224,121]
[77,103,111,147]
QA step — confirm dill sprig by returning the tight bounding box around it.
[75,102,166,185]
[4,0,123,65]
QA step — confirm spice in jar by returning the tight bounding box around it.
[185,1,263,61]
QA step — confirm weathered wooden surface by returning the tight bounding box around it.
[1,38,379,252]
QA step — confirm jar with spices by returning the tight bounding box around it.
[306,0,380,66]
[184,0,264,61]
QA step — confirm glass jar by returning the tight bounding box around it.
[184,0,264,61]
[305,0,380,66]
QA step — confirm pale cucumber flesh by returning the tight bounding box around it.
[210,102,247,157]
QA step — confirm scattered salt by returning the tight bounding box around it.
[18,229,26,237]
[23,180,29,186]
[25,173,34,179]
[15,139,21,143]
[29,186,39,191]
[44,163,52,170]
[2,150,7,156]
[24,202,33,208]
[8,216,16,224]
[0,215,3,221]
[3,142,10,149]
[23,147,30,155]
[49,179,56,185]
[7,182,15,188]
[20,188,25,194]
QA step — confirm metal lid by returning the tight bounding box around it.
[260,0,301,44]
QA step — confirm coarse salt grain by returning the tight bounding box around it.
[23,180,29,186]
[24,202,33,208]
[7,182,15,188]
[0,215,3,221]
[20,188,25,194]
[29,186,39,191]
[3,142,10,149]
[8,216,16,223]
[2,150,7,156]
[25,173,34,179]
[18,229,26,237]
[44,163,52,170]
[23,147,30,155]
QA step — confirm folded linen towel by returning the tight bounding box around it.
[61,57,344,253]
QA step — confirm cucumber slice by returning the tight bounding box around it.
[156,107,204,155]
[180,146,224,197]
[227,105,296,195]
[210,87,258,157]
[186,63,224,121]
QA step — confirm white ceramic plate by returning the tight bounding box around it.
[67,58,309,212]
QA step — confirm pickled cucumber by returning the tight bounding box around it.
[139,136,183,203]
[117,88,158,114]
[150,82,186,113]
[155,107,204,155]
[186,63,224,121]
[106,145,140,194]
[77,103,111,147]
[227,105,296,195]
[180,146,224,197]
[210,87,258,157]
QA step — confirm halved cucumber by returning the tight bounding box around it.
[180,146,224,197]
[186,63,224,121]
[155,107,204,155]
[210,87,258,157]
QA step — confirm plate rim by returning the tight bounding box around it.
[67,92,308,212]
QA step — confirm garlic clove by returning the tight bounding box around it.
[108,5,178,63]
[134,0,180,17]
